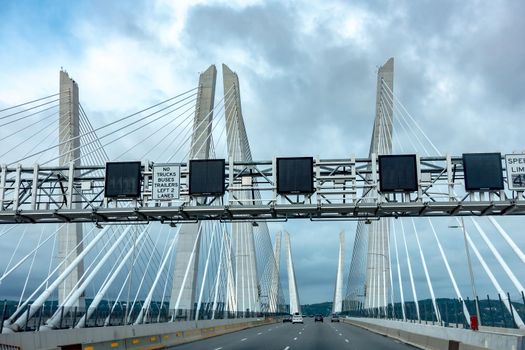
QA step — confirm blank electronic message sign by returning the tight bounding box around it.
[277,157,314,194]
[105,161,142,198]
[378,154,418,192]
[463,153,504,191]
[189,159,226,196]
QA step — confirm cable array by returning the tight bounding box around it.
[344,74,525,329]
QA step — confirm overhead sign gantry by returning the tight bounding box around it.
[0,153,524,224]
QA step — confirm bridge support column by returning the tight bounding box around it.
[223,64,260,315]
[285,232,300,315]
[333,231,345,314]
[269,232,282,314]
[169,65,217,318]
[57,70,84,308]
[344,60,395,314]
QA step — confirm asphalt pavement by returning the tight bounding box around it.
[169,317,417,350]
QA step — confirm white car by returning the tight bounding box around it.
[292,314,304,324]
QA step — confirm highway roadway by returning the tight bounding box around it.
[169,318,416,350]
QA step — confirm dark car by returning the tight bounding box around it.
[314,314,324,322]
[330,314,340,322]
[283,315,292,323]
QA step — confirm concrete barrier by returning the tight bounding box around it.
[0,318,276,350]
[344,318,524,350]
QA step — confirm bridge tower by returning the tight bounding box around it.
[364,58,394,310]
[57,70,84,308]
[284,232,300,315]
[269,231,282,314]
[169,65,217,317]
[332,231,345,314]
[222,64,260,314]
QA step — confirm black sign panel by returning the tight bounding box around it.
[189,159,225,196]
[378,154,418,192]
[277,157,314,194]
[463,153,504,191]
[105,162,142,198]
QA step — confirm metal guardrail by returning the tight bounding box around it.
[0,300,286,332]
[342,292,525,330]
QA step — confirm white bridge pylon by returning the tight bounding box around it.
[284,232,301,315]
[170,65,217,318]
[57,71,84,309]
[332,231,344,314]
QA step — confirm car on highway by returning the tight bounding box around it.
[330,313,340,322]
[314,314,324,322]
[283,315,292,323]
[292,314,304,324]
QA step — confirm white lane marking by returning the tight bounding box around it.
[213,348,223,350]
[299,332,302,335]
[241,338,247,341]
[339,333,342,336]
[345,339,349,343]
[294,337,298,341]
[284,347,290,350]
[257,332,262,335]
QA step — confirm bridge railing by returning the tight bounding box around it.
[0,300,285,332]
[342,292,525,330]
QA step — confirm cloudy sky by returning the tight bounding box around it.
[1,0,525,305]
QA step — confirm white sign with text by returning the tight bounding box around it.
[505,154,525,191]
[152,164,181,200]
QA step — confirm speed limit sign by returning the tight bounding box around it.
[505,154,525,191]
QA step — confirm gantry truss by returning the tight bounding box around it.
[1,155,524,224]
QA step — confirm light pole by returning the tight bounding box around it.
[449,217,481,327]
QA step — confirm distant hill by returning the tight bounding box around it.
[301,302,333,316]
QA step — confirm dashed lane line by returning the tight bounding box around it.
[345,339,349,343]
[294,337,298,341]
[257,332,262,335]
[284,347,290,350]
[241,338,247,342]
[213,347,223,350]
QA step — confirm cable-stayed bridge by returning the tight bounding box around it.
[0,59,524,350]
